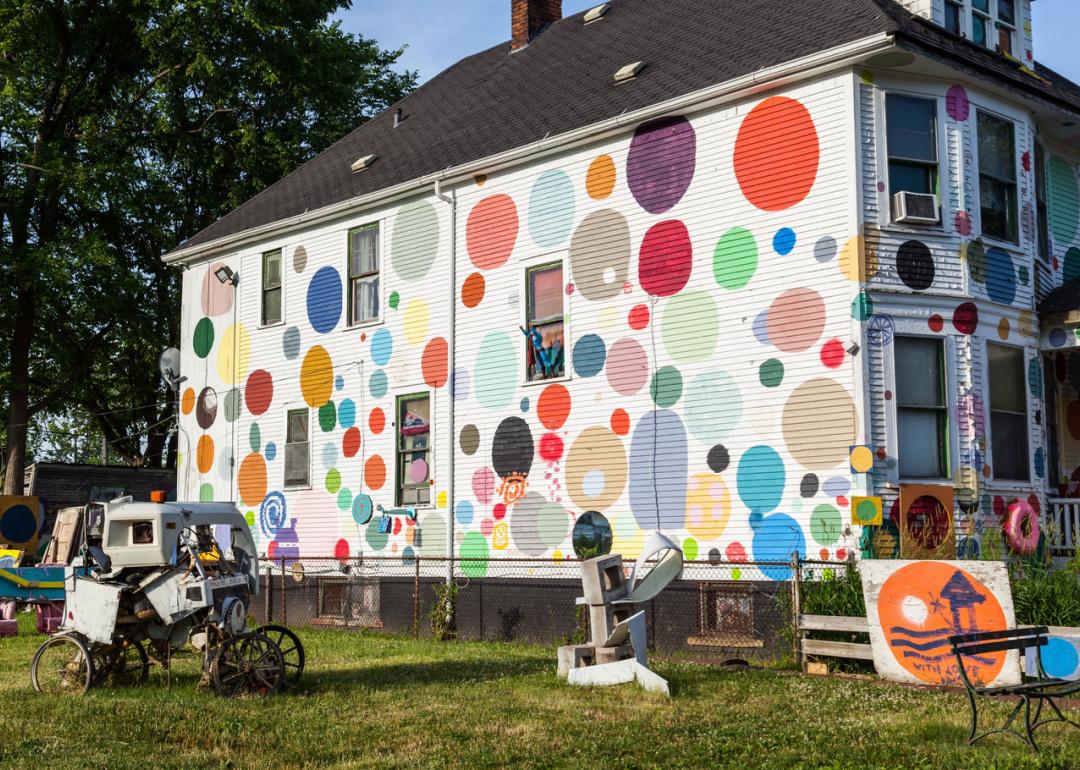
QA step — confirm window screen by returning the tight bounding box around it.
[285,409,310,488]
[988,344,1029,481]
[349,225,380,325]
[895,337,949,479]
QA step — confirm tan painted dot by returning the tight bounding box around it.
[782,378,857,469]
[565,426,627,512]
[997,317,1011,341]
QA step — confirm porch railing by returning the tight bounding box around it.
[1048,497,1080,558]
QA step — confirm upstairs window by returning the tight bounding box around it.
[972,0,1016,55]
[261,249,282,326]
[886,94,939,200]
[523,261,566,381]
[348,225,380,325]
[396,393,431,507]
[977,111,1018,243]
[284,408,310,488]
[988,344,1029,481]
[945,0,964,35]
[1035,141,1051,263]
[895,337,949,479]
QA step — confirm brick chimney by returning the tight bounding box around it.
[512,0,562,52]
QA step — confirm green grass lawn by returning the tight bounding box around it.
[0,613,1077,770]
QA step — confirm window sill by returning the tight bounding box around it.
[284,484,312,492]
[346,318,385,332]
[521,374,571,388]
[259,321,285,331]
[977,234,1023,256]
[881,220,946,235]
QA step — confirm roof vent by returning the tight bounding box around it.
[614,61,645,83]
[351,154,377,172]
[584,3,610,23]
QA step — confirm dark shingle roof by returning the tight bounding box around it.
[169,0,1080,256]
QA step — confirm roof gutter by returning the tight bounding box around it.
[163,32,896,267]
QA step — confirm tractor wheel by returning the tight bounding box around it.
[255,625,305,685]
[31,634,94,695]
[209,632,285,698]
[93,639,150,687]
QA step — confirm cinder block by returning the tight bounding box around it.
[594,643,633,665]
[588,603,634,647]
[579,554,628,606]
[557,644,595,678]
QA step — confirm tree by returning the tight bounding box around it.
[0,1,416,492]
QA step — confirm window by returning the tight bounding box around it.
[977,112,1018,243]
[261,249,282,326]
[886,94,939,200]
[996,0,1016,55]
[972,0,992,47]
[945,0,963,35]
[988,344,1029,481]
[396,393,430,506]
[348,225,379,325]
[1043,356,1060,487]
[971,0,1015,54]
[284,408,310,488]
[1035,142,1051,263]
[895,337,949,478]
[524,261,566,381]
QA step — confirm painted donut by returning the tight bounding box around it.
[1003,499,1039,555]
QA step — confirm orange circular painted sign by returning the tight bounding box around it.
[877,562,1008,686]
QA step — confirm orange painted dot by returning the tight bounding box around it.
[365,455,387,490]
[369,408,386,435]
[421,337,449,388]
[586,155,617,199]
[181,388,195,415]
[462,272,486,308]
[196,434,215,474]
[537,383,571,430]
[610,409,630,436]
[466,194,519,270]
[734,96,820,211]
[237,453,267,508]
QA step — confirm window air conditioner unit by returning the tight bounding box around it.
[892,191,940,225]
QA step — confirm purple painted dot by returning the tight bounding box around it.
[946,85,970,122]
[752,309,771,346]
[822,476,851,497]
[627,115,696,214]
[1050,328,1067,348]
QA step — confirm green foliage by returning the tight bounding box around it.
[799,564,867,618]
[1011,558,1080,628]
[430,581,458,641]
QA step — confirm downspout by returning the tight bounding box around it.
[434,180,456,587]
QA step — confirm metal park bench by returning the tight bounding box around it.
[949,627,1080,751]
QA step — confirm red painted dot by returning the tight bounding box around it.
[565,282,575,295]
[725,542,748,562]
[493,503,507,520]
[638,220,692,297]
[393,518,402,535]
[820,338,845,368]
[954,210,972,236]
[876,447,888,460]
[836,548,847,561]
[369,408,386,435]
[334,539,350,559]
[928,314,944,332]
[343,427,361,458]
[993,495,1006,518]
[837,495,849,507]
[480,518,495,536]
[610,409,631,436]
[952,302,978,335]
[244,369,274,416]
[628,304,650,330]
[538,432,564,461]
[884,390,892,401]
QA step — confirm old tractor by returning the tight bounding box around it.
[28,498,304,697]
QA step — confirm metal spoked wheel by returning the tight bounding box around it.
[31,634,94,696]
[92,639,150,687]
[210,632,285,698]
[256,625,305,686]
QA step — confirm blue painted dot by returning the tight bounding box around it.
[265,442,277,462]
[321,442,338,468]
[0,504,36,543]
[752,309,771,345]
[338,398,356,429]
[572,334,607,378]
[773,228,796,255]
[369,369,388,399]
[282,327,301,360]
[1042,637,1080,679]
[334,375,344,391]
[737,445,785,514]
[519,397,530,412]
[371,328,393,366]
[1034,447,1045,479]
[306,266,343,334]
[455,500,475,526]
[1049,328,1067,348]
[984,247,1016,305]
[750,511,806,581]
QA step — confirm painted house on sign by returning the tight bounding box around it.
[165,0,1080,575]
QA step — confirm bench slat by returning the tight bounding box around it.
[798,615,869,633]
[951,636,1047,656]
[802,639,875,661]
[949,626,1048,645]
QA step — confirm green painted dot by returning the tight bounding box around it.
[199,483,214,502]
[244,511,255,527]
[759,359,784,388]
[811,504,842,546]
[389,291,401,310]
[1065,247,1080,284]
[854,499,878,524]
[1018,265,1029,286]
[662,291,718,363]
[318,401,337,432]
[366,518,388,551]
[852,291,873,321]
[1049,156,1079,245]
[650,366,683,408]
[683,537,699,561]
[459,532,489,578]
[732,568,741,580]
[249,423,261,453]
[223,389,242,423]
[325,468,341,494]
[337,486,352,511]
[193,317,215,358]
[713,227,758,290]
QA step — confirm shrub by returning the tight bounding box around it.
[1011,558,1080,628]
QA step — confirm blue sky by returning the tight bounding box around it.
[336,0,1079,84]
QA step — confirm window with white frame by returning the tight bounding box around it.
[988,344,1029,481]
[977,111,1018,243]
[396,393,431,507]
[523,261,566,381]
[944,0,964,35]
[972,0,1016,55]
[261,249,282,326]
[284,408,310,488]
[895,336,950,479]
[886,93,939,200]
[348,224,380,325]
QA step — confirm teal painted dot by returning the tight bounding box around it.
[474,331,518,410]
[369,369,388,399]
[852,291,874,321]
[338,399,357,428]
[199,483,214,502]
[1049,156,1079,245]
[337,486,352,511]
[223,389,242,423]
[572,334,607,377]
[371,328,393,366]
[759,359,784,388]
[249,423,261,453]
[326,468,341,494]
[519,397,530,412]
[714,227,758,290]
[528,169,576,248]
[811,504,842,546]
[388,291,400,310]
[459,531,489,578]
[1065,247,1080,284]
[662,291,718,362]
[650,366,683,408]
[1018,265,1029,285]
[391,200,440,282]
[193,317,215,358]
[366,518,389,551]
[684,370,742,443]
[318,401,337,432]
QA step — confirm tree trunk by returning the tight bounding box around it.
[3,284,36,495]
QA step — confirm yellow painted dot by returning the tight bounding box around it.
[300,345,334,408]
[850,445,874,474]
[216,323,251,384]
[436,490,447,509]
[403,298,429,345]
[997,317,1011,341]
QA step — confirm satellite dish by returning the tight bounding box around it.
[159,347,182,390]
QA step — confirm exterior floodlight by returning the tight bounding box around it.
[215,266,237,285]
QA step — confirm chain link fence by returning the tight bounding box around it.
[253,555,848,663]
